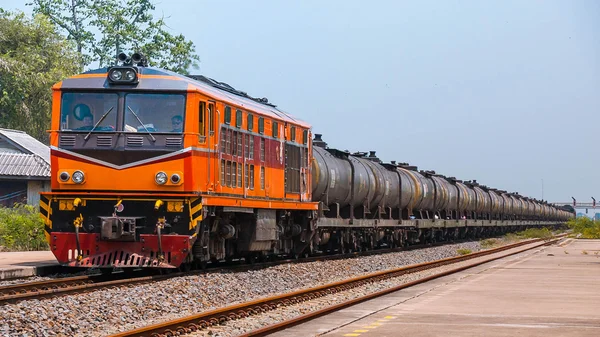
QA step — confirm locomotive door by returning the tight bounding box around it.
[206,101,218,191]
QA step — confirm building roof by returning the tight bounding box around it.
[0,128,50,179]
[0,128,50,164]
[0,152,50,178]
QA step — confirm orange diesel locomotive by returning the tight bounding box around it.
[40,53,317,268]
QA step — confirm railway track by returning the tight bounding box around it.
[106,235,565,337]
[0,240,461,304]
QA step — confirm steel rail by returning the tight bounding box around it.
[0,240,454,303]
[107,235,565,337]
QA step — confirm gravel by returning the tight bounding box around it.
[2,240,496,337]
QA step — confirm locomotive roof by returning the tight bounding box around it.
[57,67,311,128]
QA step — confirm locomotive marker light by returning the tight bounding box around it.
[155,172,168,185]
[170,173,181,184]
[72,170,85,184]
[59,171,70,182]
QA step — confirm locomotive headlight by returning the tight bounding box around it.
[72,170,85,184]
[107,67,138,84]
[155,172,168,185]
[124,70,136,81]
[170,173,181,184]
[109,69,123,81]
[59,171,70,182]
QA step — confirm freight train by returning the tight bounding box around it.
[39,53,573,269]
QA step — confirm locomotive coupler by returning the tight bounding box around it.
[73,214,84,262]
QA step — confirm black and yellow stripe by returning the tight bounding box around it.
[189,197,203,230]
[39,195,53,241]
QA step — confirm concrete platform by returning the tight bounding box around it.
[0,251,59,280]
[274,239,600,337]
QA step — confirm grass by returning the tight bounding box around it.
[480,238,499,249]
[456,248,472,255]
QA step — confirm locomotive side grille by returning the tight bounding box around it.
[165,137,182,147]
[126,136,144,147]
[96,135,112,147]
[59,135,76,147]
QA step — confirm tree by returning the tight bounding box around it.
[30,0,200,74]
[0,9,80,143]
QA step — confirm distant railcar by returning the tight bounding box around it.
[39,53,573,269]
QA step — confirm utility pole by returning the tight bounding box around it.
[541,179,544,201]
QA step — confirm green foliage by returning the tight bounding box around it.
[0,203,48,251]
[567,217,600,239]
[30,0,200,73]
[0,9,80,143]
[515,227,553,239]
[456,248,472,255]
[480,238,499,249]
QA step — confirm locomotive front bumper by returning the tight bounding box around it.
[41,194,204,268]
[50,232,191,268]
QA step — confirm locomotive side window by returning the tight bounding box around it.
[290,126,296,142]
[258,117,264,134]
[208,104,215,134]
[273,122,278,138]
[224,106,231,124]
[124,93,185,133]
[236,109,242,128]
[199,102,206,137]
[302,129,308,145]
[60,92,118,132]
[247,114,254,131]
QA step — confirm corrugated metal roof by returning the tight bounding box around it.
[0,128,50,164]
[0,152,50,178]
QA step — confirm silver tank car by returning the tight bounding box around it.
[311,134,572,222]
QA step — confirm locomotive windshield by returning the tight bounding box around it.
[60,92,118,132]
[59,92,186,133]
[124,93,186,133]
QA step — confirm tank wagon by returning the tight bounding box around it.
[310,135,571,251]
[39,54,573,269]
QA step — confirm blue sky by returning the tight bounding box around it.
[4,0,599,203]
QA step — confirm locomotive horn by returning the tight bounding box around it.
[132,52,143,63]
[117,53,128,62]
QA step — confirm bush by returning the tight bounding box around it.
[0,203,49,251]
[567,217,600,239]
[515,228,553,240]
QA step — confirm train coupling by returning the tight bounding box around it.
[100,216,142,241]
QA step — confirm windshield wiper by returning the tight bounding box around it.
[84,106,114,140]
[127,105,156,142]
